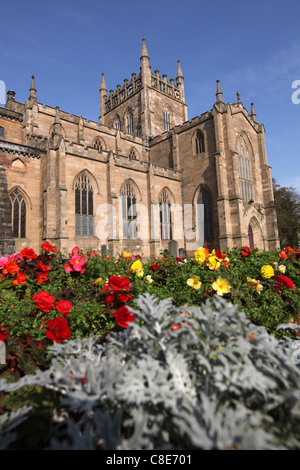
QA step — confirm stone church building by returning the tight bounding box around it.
[0,39,279,258]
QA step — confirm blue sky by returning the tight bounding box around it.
[0,0,299,192]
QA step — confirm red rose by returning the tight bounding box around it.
[46,317,70,343]
[41,242,57,253]
[113,305,134,328]
[241,246,252,257]
[36,272,49,284]
[108,276,131,291]
[0,325,9,341]
[56,300,73,315]
[118,292,133,303]
[37,260,51,272]
[32,291,55,312]
[11,272,28,286]
[274,275,295,291]
[149,263,158,271]
[105,293,115,305]
[20,248,37,260]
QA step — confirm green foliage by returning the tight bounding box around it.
[273,178,300,248]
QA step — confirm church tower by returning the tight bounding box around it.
[100,38,188,142]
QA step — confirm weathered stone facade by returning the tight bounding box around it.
[0,39,279,258]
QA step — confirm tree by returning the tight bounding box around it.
[273,178,300,248]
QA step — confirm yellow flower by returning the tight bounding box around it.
[207,255,221,271]
[261,265,274,279]
[122,251,132,259]
[194,247,209,264]
[212,277,231,296]
[187,275,202,290]
[278,265,286,273]
[131,260,143,272]
[145,275,153,283]
[136,268,144,277]
[94,277,103,286]
[247,277,263,294]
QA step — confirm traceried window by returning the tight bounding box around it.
[121,182,137,239]
[115,115,121,131]
[0,127,4,140]
[126,111,133,134]
[75,173,94,236]
[129,149,137,161]
[237,135,253,202]
[9,189,26,238]
[94,138,103,152]
[197,187,213,240]
[159,190,172,240]
[195,130,205,154]
[163,111,171,131]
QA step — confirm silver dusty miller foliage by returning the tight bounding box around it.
[0,294,300,450]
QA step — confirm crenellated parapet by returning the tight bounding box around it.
[104,72,142,114]
[151,70,181,101]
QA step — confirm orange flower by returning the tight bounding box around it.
[2,260,20,276]
[11,272,27,286]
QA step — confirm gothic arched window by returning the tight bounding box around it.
[94,138,104,152]
[197,187,213,240]
[75,173,94,236]
[121,181,137,239]
[163,111,171,131]
[9,189,26,238]
[237,135,253,202]
[159,190,172,240]
[129,148,137,161]
[126,110,133,134]
[195,130,205,154]
[115,115,121,131]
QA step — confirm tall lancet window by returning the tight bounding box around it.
[197,187,213,240]
[121,181,137,239]
[163,111,171,131]
[195,130,205,154]
[126,110,133,134]
[237,135,253,202]
[75,173,94,236]
[9,189,26,238]
[159,190,172,240]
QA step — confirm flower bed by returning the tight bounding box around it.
[0,243,299,449]
[0,244,299,377]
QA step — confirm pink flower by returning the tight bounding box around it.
[71,247,80,256]
[69,255,87,274]
[0,257,8,269]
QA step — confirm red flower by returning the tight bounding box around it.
[118,292,133,303]
[274,275,295,291]
[149,263,158,271]
[105,293,115,305]
[41,242,57,253]
[2,260,20,275]
[175,257,184,264]
[279,251,287,261]
[32,291,55,312]
[0,325,9,341]
[113,305,134,328]
[215,250,227,260]
[108,276,131,291]
[284,246,294,254]
[36,272,49,284]
[11,272,28,286]
[20,247,37,260]
[241,246,252,257]
[46,317,70,343]
[56,300,73,315]
[37,260,51,272]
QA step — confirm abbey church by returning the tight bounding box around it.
[0,39,279,258]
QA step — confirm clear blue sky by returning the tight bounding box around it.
[1,0,299,192]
